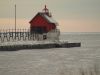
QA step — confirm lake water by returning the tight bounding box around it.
[0,32,100,75]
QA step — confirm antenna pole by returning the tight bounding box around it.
[15,4,16,39]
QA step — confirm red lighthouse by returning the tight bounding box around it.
[29,5,58,34]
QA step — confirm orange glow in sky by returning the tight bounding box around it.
[0,0,100,32]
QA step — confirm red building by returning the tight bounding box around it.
[29,5,58,34]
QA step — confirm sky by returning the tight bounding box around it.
[0,0,100,32]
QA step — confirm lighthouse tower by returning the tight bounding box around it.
[29,5,60,41]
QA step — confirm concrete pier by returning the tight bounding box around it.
[0,42,81,51]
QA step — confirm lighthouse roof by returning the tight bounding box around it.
[41,13,57,24]
[30,12,58,25]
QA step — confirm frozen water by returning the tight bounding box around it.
[0,32,100,75]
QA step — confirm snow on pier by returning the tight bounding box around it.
[0,29,80,50]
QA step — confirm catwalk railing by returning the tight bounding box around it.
[0,29,41,43]
[0,29,60,43]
